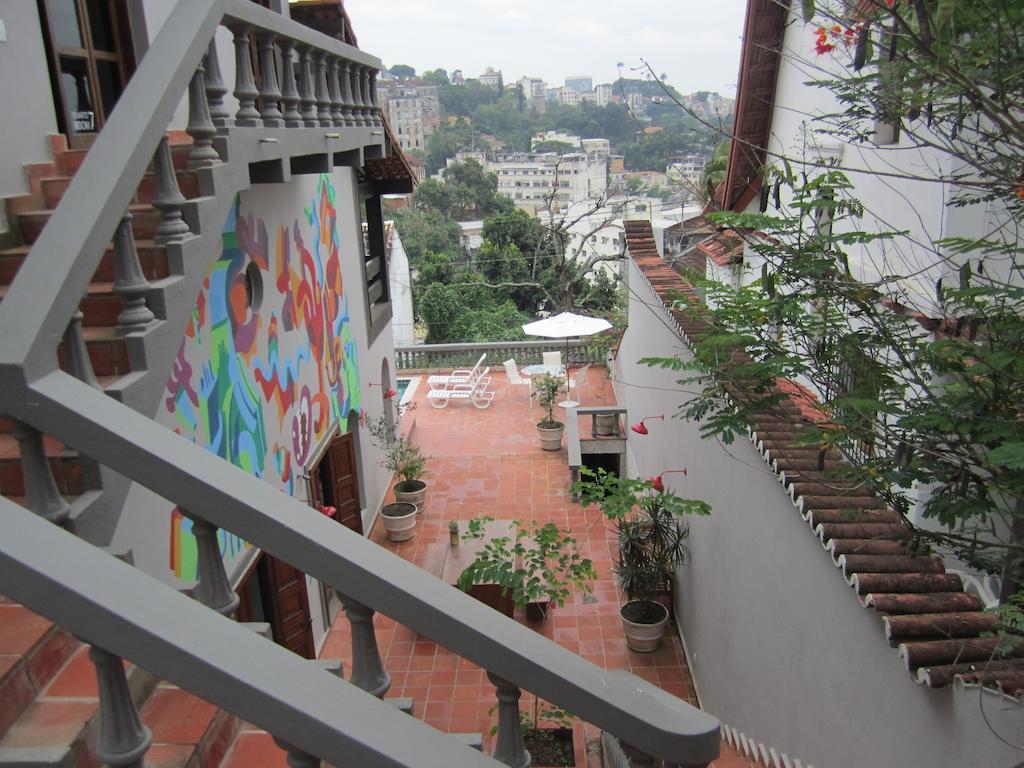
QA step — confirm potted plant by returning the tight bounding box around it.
[534,374,565,451]
[380,501,417,542]
[368,407,430,511]
[457,517,596,620]
[573,468,710,652]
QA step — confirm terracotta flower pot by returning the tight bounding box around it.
[620,599,669,652]
[394,479,427,511]
[537,423,564,451]
[380,502,417,541]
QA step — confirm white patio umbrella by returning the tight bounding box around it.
[522,311,612,407]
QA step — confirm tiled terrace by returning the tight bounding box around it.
[317,367,753,768]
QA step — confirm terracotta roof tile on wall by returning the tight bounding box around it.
[623,220,1024,698]
[695,230,745,267]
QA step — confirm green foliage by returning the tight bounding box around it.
[417,278,528,344]
[534,374,564,429]
[366,407,430,487]
[573,469,710,604]
[391,208,460,262]
[532,140,579,155]
[421,68,449,86]
[697,139,730,205]
[457,517,597,612]
[439,81,501,118]
[388,64,416,79]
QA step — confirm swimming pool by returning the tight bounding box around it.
[396,376,419,407]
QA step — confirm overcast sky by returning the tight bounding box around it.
[339,0,750,97]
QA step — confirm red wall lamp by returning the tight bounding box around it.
[631,415,664,435]
[647,468,688,493]
[369,382,397,399]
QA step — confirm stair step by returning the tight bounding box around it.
[57,326,131,378]
[0,240,170,285]
[0,282,126,329]
[18,205,160,245]
[58,141,192,177]
[40,171,201,210]
[0,435,84,498]
[0,605,79,741]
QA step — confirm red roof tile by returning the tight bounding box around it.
[624,220,1024,696]
[695,229,745,267]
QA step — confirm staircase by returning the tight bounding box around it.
[0,1,721,766]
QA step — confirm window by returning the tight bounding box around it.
[361,193,391,343]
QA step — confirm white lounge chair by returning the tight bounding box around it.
[427,353,486,391]
[426,368,494,409]
[502,359,530,399]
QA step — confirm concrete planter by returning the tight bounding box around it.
[381,502,418,541]
[394,479,427,512]
[620,600,669,652]
[595,413,618,436]
[537,422,564,451]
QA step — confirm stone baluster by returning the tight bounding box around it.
[367,69,381,126]
[298,45,318,127]
[113,213,155,335]
[337,592,390,697]
[185,513,240,616]
[186,63,220,168]
[337,60,356,127]
[487,673,530,768]
[314,51,331,126]
[257,32,283,127]
[12,421,71,525]
[348,64,365,126]
[327,57,344,127]
[152,137,190,244]
[90,645,152,768]
[63,310,99,389]
[204,38,230,129]
[280,39,302,128]
[231,26,260,127]
[358,66,373,126]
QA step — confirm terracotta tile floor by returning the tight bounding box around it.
[318,368,748,767]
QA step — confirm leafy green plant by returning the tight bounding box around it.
[456,517,596,616]
[573,468,710,621]
[534,374,564,429]
[367,406,430,491]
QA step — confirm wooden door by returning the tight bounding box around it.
[259,554,315,659]
[38,0,136,146]
[327,433,362,534]
[311,432,362,534]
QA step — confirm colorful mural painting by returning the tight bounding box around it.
[164,175,361,579]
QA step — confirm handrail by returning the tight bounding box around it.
[19,369,722,765]
[223,0,380,68]
[395,339,609,371]
[0,0,225,381]
[0,497,498,768]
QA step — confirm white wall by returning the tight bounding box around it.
[389,227,415,347]
[616,257,1023,768]
[0,1,60,199]
[761,9,1003,315]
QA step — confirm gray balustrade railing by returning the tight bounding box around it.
[0,0,719,765]
[395,340,609,372]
